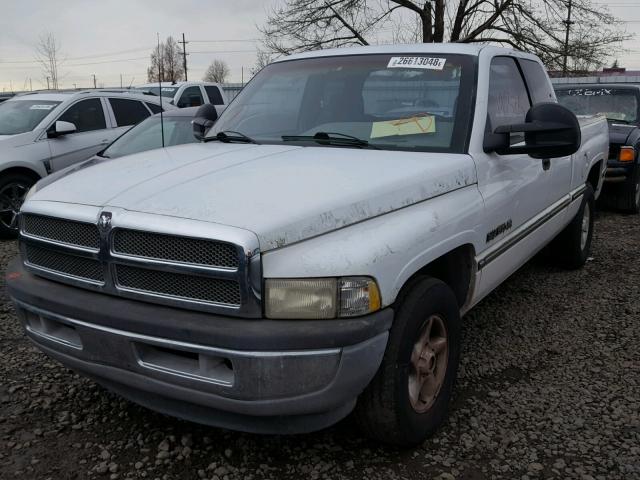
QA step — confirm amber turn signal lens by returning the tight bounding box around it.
[619,146,636,163]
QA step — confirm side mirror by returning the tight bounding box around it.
[192,104,218,141]
[47,121,77,138]
[484,103,581,158]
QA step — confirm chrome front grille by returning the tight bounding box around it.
[19,212,260,316]
[115,265,241,306]
[25,244,104,283]
[21,214,100,249]
[112,229,238,268]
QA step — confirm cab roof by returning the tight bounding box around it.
[277,42,531,63]
[10,89,163,103]
[135,81,221,88]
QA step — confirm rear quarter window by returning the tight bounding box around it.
[204,86,225,105]
[146,102,163,114]
[109,98,151,126]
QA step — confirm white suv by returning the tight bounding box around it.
[133,82,227,108]
[0,89,174,237]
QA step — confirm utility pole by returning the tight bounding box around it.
[92,74,97,89]
[562,0,574,76]
[179,33,189,81]
[46,76,50,90]
[120,74,123,88]
[29,78,32,91]
[241,66,244,85]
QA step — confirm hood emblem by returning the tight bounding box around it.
[99,212,112,230]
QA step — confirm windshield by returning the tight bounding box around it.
[134,86,178,99]
[556,87,639,124]
[102,115,197,159]
[0,99,61,135]
[209,54,475,152]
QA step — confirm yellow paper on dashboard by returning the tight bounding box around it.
[370,115,436,138]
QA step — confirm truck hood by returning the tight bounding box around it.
[609,123,638,145]
[30,142,477,250]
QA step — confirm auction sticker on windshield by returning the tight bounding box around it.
[387,57,446,70]
[29,104,56,110]
[371,115,436,138]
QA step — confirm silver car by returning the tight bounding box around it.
[0,89,174,237]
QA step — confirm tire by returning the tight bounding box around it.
[552,183,595,269]
[354,277,461,446]
[0,173,36,239]
[613,167,640,214]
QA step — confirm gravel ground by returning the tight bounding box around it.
[1,209,638,480]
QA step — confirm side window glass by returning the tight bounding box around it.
[146,102,163,114]
[178,86,204,107]
[520,59,555,104]
[58,98,106,133]
[109,98,151,126]
[204,86,224,105]
[488,57,531,145]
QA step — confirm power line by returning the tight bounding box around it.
[0,47,154,64]
[189,50,256,54]
[189,39,260,43]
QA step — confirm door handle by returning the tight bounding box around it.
[100,139,109,145]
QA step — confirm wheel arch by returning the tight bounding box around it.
[0,165,43,183]
[394,244,476,313]
[587,159,603,192]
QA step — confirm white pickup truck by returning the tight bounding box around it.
[8,44,608,446]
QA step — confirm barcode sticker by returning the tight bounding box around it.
[387,57,446,70]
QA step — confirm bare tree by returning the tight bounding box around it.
[34,33,63,90]
[203,60,230,83]
[259,0,630,72]
[147,36,185,83]
[250,48,275,76]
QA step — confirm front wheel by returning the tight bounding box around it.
[616,167,640,214]
[354,277,461,446]
[0,173,36,239]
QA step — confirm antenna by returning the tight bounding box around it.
[157,33,165,148]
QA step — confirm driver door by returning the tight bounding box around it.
[47,98,111,171]
[474,56,572,299]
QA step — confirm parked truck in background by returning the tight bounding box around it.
[7,44,609,446]
[133,81,226,108]
[556,84,640,213]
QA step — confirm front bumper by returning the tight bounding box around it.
[7,259,392,434]
[604,159,637,183]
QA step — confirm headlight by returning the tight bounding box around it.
[265,276,381,319]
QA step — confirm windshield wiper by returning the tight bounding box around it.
[206,130,260,144]
[282,131,380,149]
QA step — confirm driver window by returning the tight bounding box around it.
[488,57,531,145]
[178,87,204,107]
[57,98,106,133]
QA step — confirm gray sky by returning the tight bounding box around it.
[1,0,639,92]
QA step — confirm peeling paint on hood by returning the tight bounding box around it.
[30,142,477,251]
